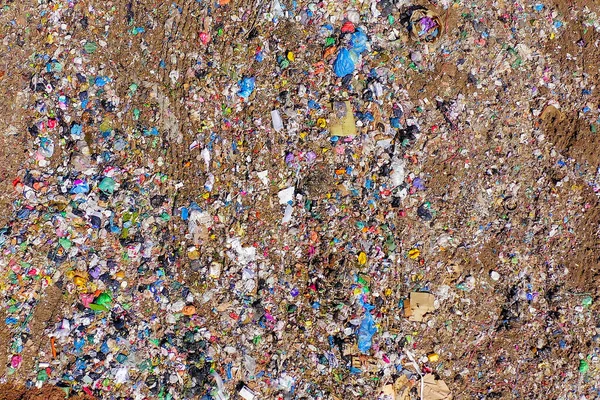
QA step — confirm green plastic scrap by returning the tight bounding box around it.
[83,41,97,54]
[95,292,112,306]
[579,359,589,373]
[98,177,116,194]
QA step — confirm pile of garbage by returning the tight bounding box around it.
[1,0,600,399]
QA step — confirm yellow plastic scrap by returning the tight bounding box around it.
[358,251,367,265]
[408,248,420,259]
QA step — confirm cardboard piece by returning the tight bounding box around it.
[403,298,412,319]
[329,101,356,136]
[394,375,412,400]
[351,355,379,372]
[419,374,452,400]
[408,292,435,322]
[379,375,413,400]
[379,384,396,399]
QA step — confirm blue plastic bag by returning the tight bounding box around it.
[333,48,355,78]
[71,124,82,137]
[95,76,111,87]
[181,207,189,221]
[17,208,31,219]
[357,310,377,353]
[308,99,321,110]
[238,77,256,99]
[350,29,368,54]
[70,180,90,194]
[320,24,334,36]
[143,127,160,136]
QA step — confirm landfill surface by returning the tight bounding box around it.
[1,0,600,399]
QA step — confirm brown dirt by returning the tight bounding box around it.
[0,132,27,226]
[556,184,600,292]
[19,285,64,378]
[0,2,32,226]
[0,384,96,400]
[541,106,600,168]
[0,310,9,378]
[539,105,600,293]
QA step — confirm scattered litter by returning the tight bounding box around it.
[1,0,599,398]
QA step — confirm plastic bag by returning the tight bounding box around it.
[408,8,443,43]
[211,372,229,399]
[333,48,355,78]
[238,77,256,99]
[357,310,377,353]
[98,177,116,194]
[271,109,283,132]
[350,29,368,54]
[70,180,90,194]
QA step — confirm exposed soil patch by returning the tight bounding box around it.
[541,105,600,169]
[0,384,95,400]
[19,285,64,378]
